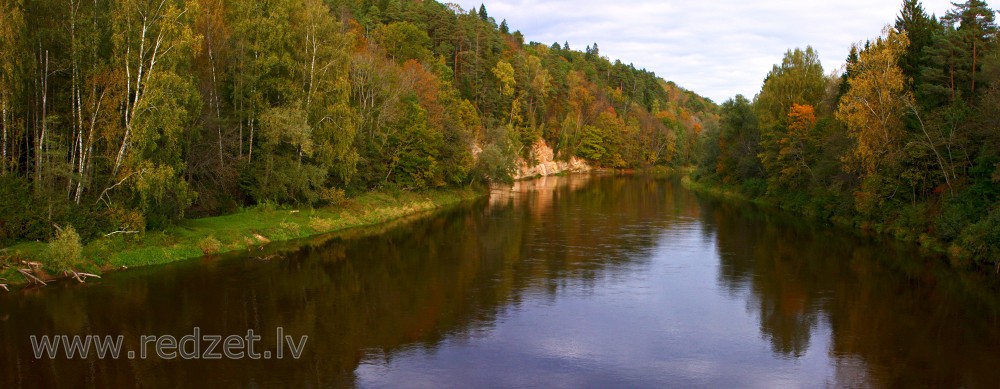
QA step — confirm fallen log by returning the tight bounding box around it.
[67,271,102,283]
[18,269,46,286]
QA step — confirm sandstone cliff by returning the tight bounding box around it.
[514,140,591,180]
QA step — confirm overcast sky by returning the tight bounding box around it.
[452,0,959,103]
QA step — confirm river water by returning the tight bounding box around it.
[1,174,998,388]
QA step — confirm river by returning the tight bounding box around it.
[1,174,998,388]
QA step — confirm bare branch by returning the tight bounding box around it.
[105,230,139,237]
[18,269,46,286]
[95,168,145,207]
[68,270,102,283]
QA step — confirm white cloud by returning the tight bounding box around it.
[453,0,960,103]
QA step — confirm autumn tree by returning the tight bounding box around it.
[838,28,911,177]
[755,47,826,190]
[773,103,819,185]
[0,0,720,252]
[834,28,913,214]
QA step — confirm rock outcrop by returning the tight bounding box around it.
[514,140,590,180]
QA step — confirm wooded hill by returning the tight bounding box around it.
[695,0,1000,268]
[0,0,717,247]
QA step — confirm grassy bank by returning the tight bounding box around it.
[671,169,998,270]
[1,187,486,286]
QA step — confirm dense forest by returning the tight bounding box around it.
[695,0,1000,268]
[0,0,715,248]
[2,0,997,271]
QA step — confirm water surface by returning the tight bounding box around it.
[1,175,998,388]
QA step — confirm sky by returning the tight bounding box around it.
[452,0,958,103]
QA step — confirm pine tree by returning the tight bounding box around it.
[943,0,997,96]
[895,0,935,88]
[838,46,859,100]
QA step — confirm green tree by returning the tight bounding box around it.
[715,95,762,183]
[295,0,358,185]
[106,0,200,228]
[896,0,937,88]
[943,0,997,97]
[377,21,432,63]
[228,0,297,164]
[755,47,826,190]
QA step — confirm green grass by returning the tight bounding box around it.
[1,187,485,285]
[680,175,752,202]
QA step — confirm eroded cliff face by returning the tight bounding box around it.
[514,140,590,180]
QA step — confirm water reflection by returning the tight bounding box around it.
[701,196,1000,387]
[0,175,998,388]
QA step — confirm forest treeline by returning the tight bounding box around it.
[0,0,715,247]
[696,0,1000,267]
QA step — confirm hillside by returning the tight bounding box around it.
[0,0,716,268]
[693,0,1000,268]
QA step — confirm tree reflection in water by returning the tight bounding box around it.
[0,174,998,388]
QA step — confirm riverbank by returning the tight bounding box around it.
[1,187,486,286]
[667,167,998,271]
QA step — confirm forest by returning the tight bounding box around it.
[0,0,714,252]
[695,0,1000,268]
[1,0,997,273]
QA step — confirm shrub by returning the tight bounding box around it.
[319,187,347,205]
[197,235,223,255]
[309,217,335,232]
[740,178,767,198]
[956,206,1000,267]
[47,225,84,272]
[0,176,48,246]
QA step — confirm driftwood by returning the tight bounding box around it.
[0,278,7,292]
[104,230,139,237]
[18,269,46,286]
[254,254,283,261]
[66,271,102,283]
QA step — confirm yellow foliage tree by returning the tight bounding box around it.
[779,103,817,182]
[836,27,911,176]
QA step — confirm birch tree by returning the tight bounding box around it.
[837,27,910,177]
[0,2,24,176]
[105,0,200,226]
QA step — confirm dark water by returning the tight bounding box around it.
[2,175,999,388]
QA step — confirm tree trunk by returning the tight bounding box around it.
[35,49,48,191]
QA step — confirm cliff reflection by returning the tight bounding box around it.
[0,174,683,388]
[2,175,999,388]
